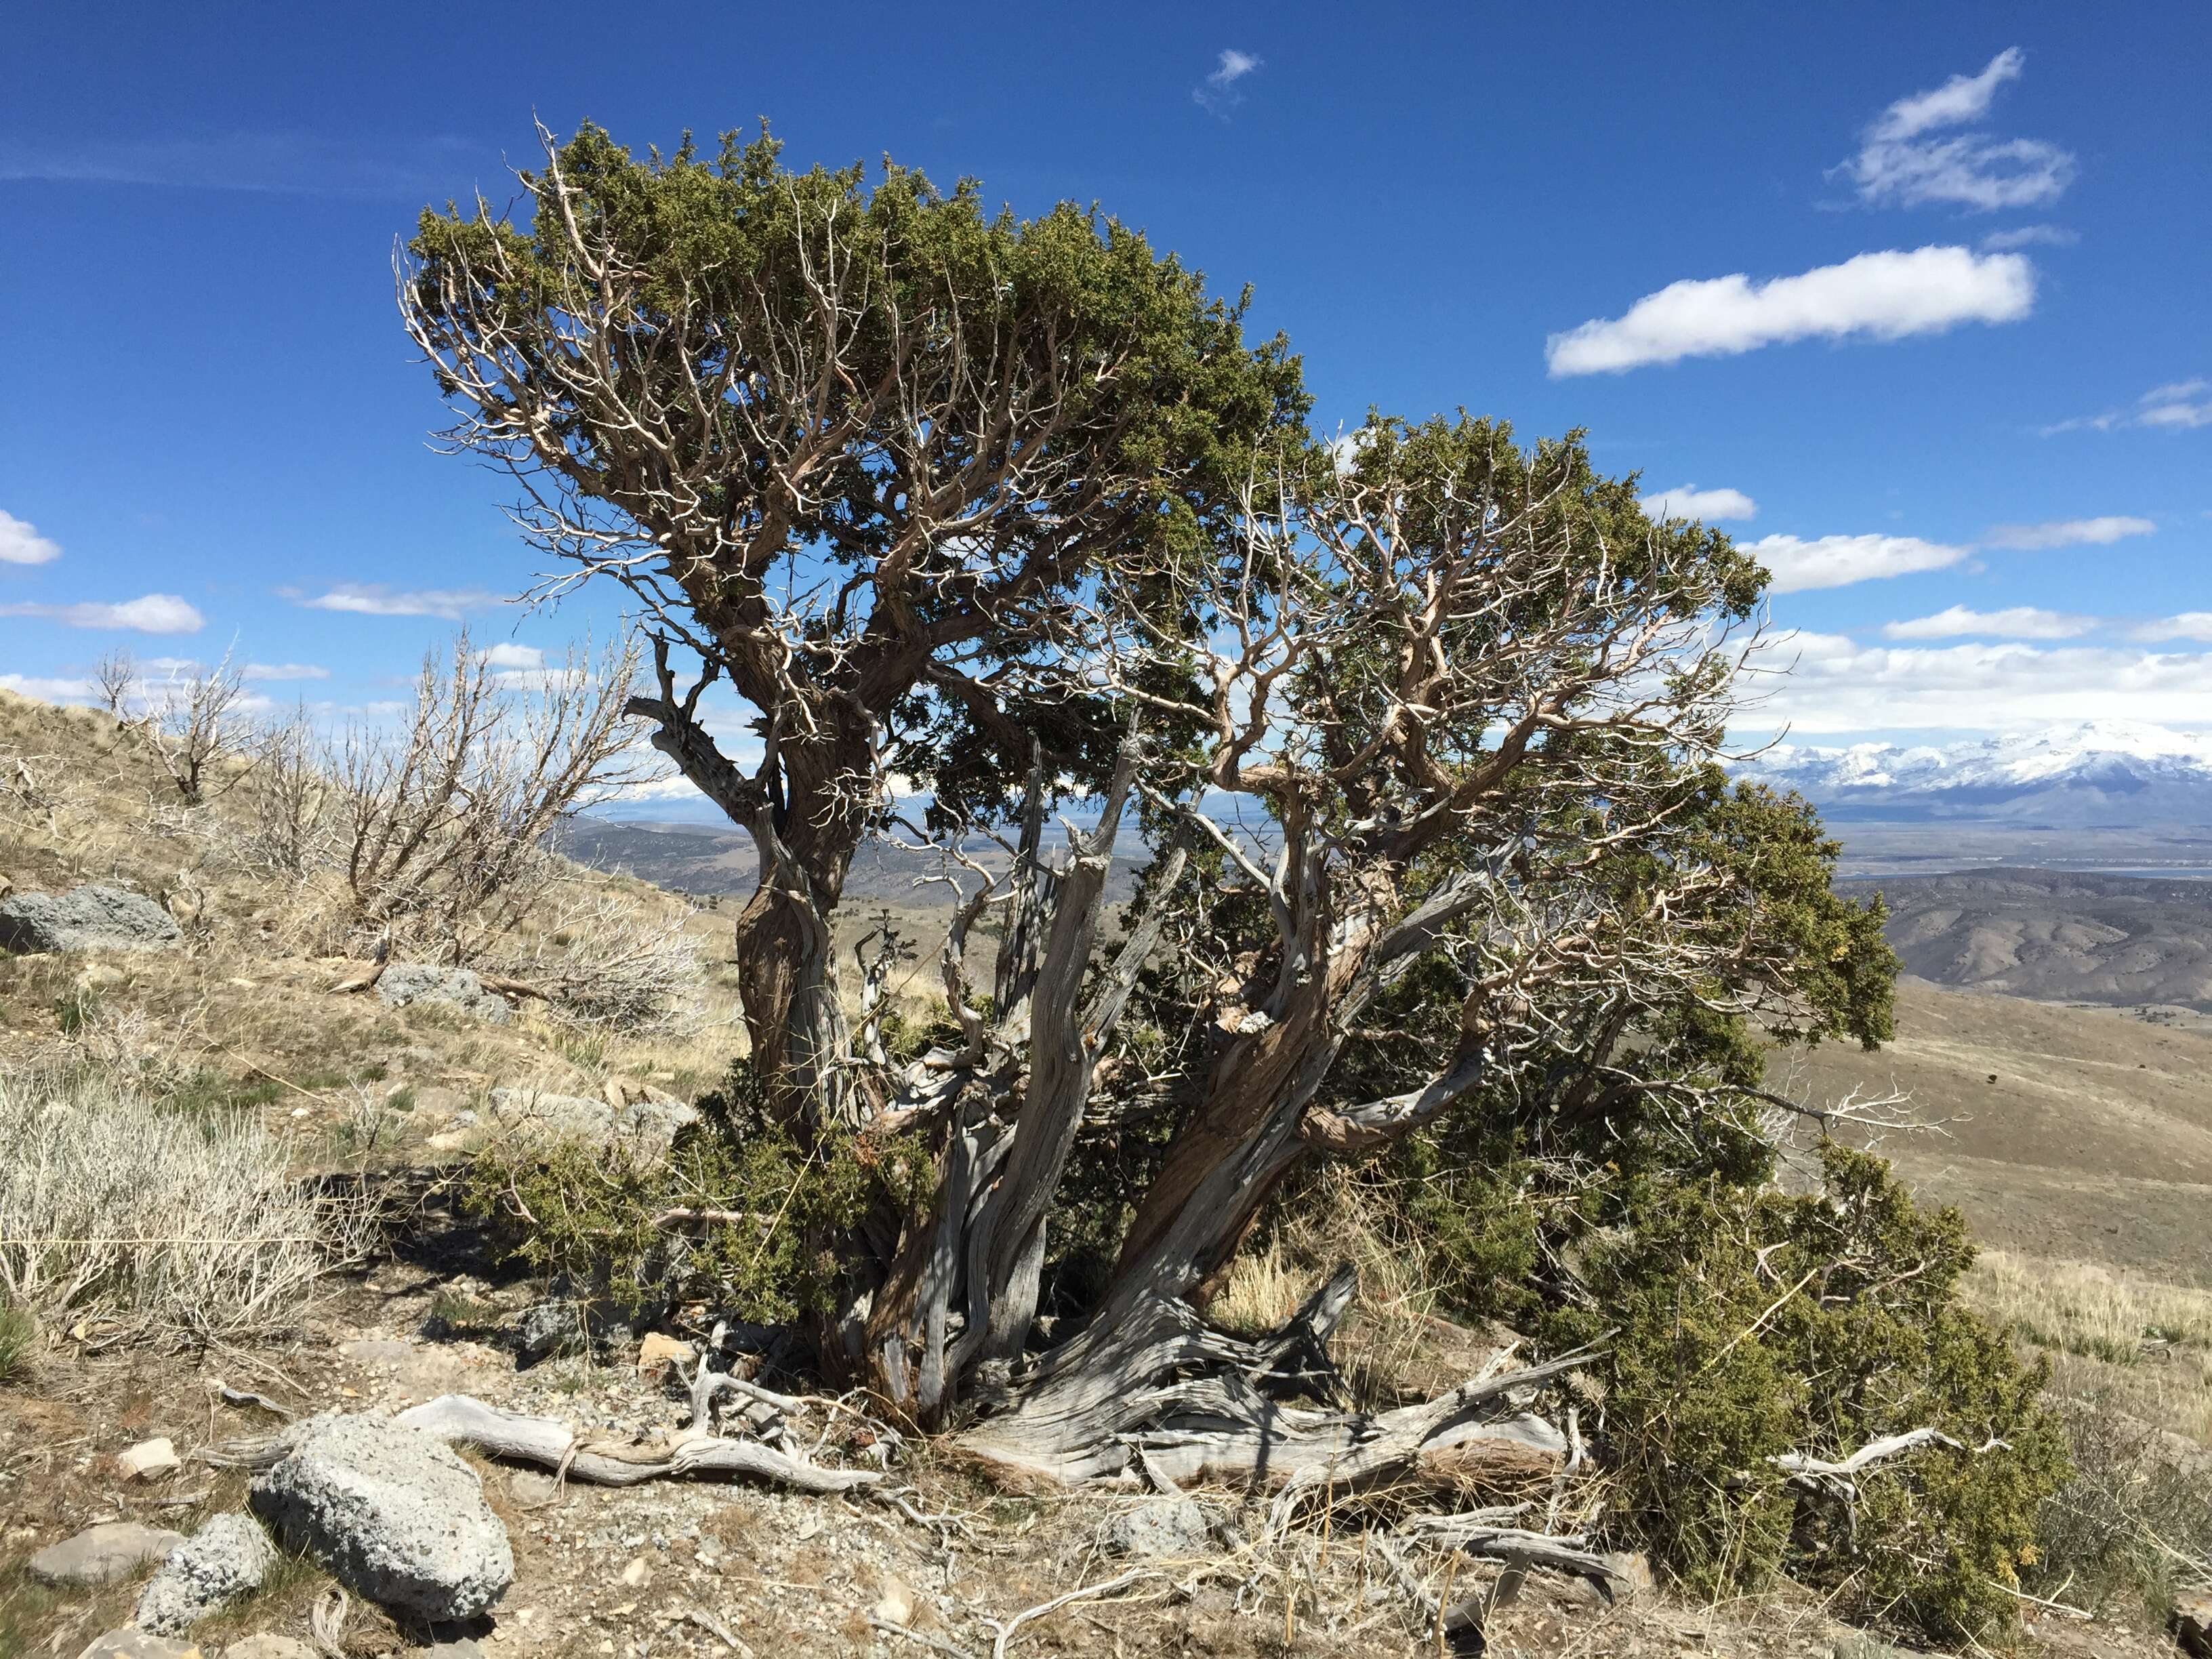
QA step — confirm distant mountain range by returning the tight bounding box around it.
[1744,721,2212,825]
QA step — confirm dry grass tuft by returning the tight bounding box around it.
[0,1059,373,1347]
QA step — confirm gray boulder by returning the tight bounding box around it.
[1101,1496,1212,1558]
[488,1086,697,1152]
[375,963,512,1024]
[134,1512,276,1635]
[249,1412,512,1621]
[0,884,180,954]
[30,1521,183,1586]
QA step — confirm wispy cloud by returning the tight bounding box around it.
[2134,613,2212,644]
[0,131,484,197]
[1883,605,2093,640]
[1980,224,2076,251]
[1981,515,2156,550]
[479,642,544,670]
[2041,380,2212,435]
[1546,247,2033,375]
[0,594,203,634]
[244,661,330,681]
[1194,49,1263,118]
[1835,48,2075,211]
[1641,484,1757,523]
[0,509,61,566]
[296,584,504,619]
[1744,533,1971,594]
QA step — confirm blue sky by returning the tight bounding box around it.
[2,1,2207,750]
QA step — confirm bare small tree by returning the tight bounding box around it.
[93,648,138,719]
[337,631,657,960]
[149,649,253,805]
[243,704,335,875]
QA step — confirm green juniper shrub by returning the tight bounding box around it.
[462,1057,935,1328]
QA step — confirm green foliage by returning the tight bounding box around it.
[0,1300,35,1383]
[1530,1148,2067,1641]
[463,1059,935,1326]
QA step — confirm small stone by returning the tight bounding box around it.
[870,1572,918,1628]
[222,1637,319,1659]
[75,962,129,992]
[136,1513,276,1636]
[636,1333,694,1378]
[30,1521,184,1586]
[117,1437,181,1481]
[619,1555,651,1589]
[73,1631,205,1659]
[1102,1496,1212,1559]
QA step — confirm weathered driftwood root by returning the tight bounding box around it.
[955,1288,1597,1501]
[392,1393,882,1493]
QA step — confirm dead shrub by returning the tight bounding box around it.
[0,1059,372,1347]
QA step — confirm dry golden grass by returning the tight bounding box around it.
[1965,1250,2212,1443]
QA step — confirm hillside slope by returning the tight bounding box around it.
[1839,866,2212,1009]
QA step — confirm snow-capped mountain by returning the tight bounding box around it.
[1743,720,2212,823]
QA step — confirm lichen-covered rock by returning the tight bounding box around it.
[249,1412,512,1620]
[375,964,512,1024]
[29,1521,183,1586]
[134,1513,275,1635]
[1101,1496,1212,1558]
[0,884,181,954]
[487,1085,697,1151]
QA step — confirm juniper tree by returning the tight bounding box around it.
[403,126,1902,1488]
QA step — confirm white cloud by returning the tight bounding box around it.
[243,661,330,680]
[1980,224,2076,251]
[1883,605,2093,640]
[0,594,204,634]
[1760,633,2212,733]
[0,509,61,566]
[480,642,544,670]
[1837,48,2075,212]
[0,674,94,703]
[1980,515,2155,550]
[2039,380,2210,435]
[1194,48,1262,117]
[298,584,503,619]
[1546,247,2034,376]
[1641,484,1757,523]
[2134,613,2212,643]
[1744,533,1971,593]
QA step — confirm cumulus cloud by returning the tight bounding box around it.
[243,661,330,680]
[1761,633,2212,733]
[1980,515,2156,550]
[1837,48,2075,211]
[1743,533,1971,593]
[1546,247,2034,375]
[0,594,203,634]
[297,584,503,619]
[1883,605,2093,640]
[2135,613,2212,644]
[1641,484,1757,523]
[0,509,62,565]
[479,642,544,670]
[1194,49,1262,117]
[2039,381,2211,436]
